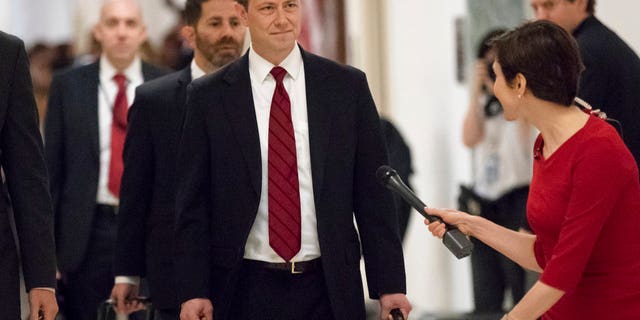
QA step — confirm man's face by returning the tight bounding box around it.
[93,0,147,67]
[191,0,247,68]
[242,0,301,63]
[530,0,584,33]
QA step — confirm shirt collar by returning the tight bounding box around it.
[100,54,143,84]
[190,59,207,81]
[248,43,303,83]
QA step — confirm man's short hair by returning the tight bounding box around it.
[184,0,208,26]
[568,0,595,14]
[236,0,248,10]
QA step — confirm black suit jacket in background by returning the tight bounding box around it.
[45,60,167,273]
[113,67,191,310]
[573,16,640,167]
[174,49,406,320]
[0,31,56,317]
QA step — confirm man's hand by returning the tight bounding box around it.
[379,293,412,320]
[28,288,58,320]
[180,298,213,320]
[110,283,145,314]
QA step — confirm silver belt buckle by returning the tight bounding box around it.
[290,260,302,274]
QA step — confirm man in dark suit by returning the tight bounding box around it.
[109,0,247,318]
[175,1,411,319]
[531,0,640,167]
[44,1,167,319]
[0,31,58,320]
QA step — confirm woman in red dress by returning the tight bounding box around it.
[425,20,640,320]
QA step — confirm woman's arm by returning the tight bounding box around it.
[503,281,564,320]
[462,61,487,147]
[424,207,541,272]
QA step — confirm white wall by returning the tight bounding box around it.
[1,0,73,45]
[383,0,473,314]
[348,0,473,314]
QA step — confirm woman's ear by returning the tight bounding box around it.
[515,73,527,97]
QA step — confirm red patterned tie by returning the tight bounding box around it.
[268,66,301,262]
[108,73,128,197]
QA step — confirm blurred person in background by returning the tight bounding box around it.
[27,44,55,128]
[44,1,167,319]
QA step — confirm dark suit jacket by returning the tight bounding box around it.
[573,16,640,167]
[113,67,191,310]
[0,31,56,317]
[45,60,167,272]
[174,49,406,320]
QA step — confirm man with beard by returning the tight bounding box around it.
[109,0,247,319]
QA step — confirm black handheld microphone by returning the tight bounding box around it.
[376,165,473,259]
[390,308,405,320]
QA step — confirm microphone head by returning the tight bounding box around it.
[376,165,398,186]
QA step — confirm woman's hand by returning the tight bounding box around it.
[423,207,475,238]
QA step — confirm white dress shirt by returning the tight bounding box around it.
[96,55,143,206]
[243,45,321,263]
[190,59,207,81]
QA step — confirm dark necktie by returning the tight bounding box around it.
[268,66,301,262]
[108,73,128,197]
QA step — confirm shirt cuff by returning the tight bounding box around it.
[31,287,56,293]
[115,276,141,286]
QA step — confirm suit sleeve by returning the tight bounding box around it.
[113,87,154,277]
[3,36,56,290]
[174,83,212,302]
[44,68,65,227]
[352,72,407,298]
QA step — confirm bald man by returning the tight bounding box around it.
[44,1,167,319]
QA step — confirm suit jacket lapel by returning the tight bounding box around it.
[175,67,191,131]
[222,54,262,196]
[301,50,333,202]
[83,62,101,161]
[176,67,191,108]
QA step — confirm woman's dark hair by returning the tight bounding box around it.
[491,20,584,106]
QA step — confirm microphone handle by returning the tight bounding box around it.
[390,308,404,320]
[389,176,474,259]
[388,175,440,223]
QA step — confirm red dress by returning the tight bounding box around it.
[528,115,640,319]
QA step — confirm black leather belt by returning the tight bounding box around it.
[96,204,118,215]
[243,258,321,274]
